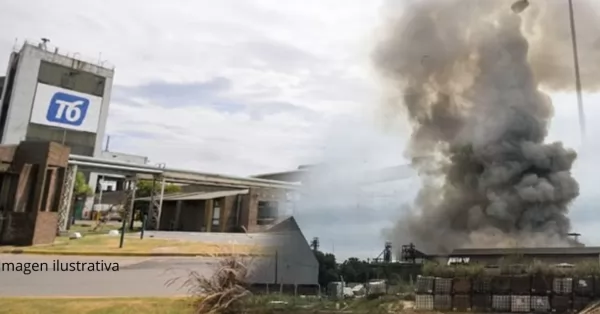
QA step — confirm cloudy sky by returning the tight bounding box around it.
[2,0,600,261]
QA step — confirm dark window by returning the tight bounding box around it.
[37,61,106,97]
[40,168,54,212]
[257,201,278,225]
[26,123,96,156]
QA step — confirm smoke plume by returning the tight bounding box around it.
[373,0,597,253]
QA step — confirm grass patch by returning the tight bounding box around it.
[241,295,407,314]
[0,234,262,255]
[422,261,485,278]
[67,222,138,236]
[0,297,192,314]
[0,296,411,314]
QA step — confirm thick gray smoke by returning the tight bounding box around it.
[373,0,598,254]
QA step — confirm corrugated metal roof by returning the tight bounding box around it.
[450,246,600,256]
[136,189,248,201]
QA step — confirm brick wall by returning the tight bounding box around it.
[0,211,57,246]
[0,141,68,246]
[242,187,287,233]
[0,212,35,245]
[32,211,57,245]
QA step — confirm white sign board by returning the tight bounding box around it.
[30,83,102,133]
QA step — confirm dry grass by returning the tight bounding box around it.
[168,256,252,313]
[0,234,264,255]
[579,300,600,314]
[166,242,263,314]
[0,297,192,314]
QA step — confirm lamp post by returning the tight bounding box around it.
[512,0,586,141]
[567,0,586,141]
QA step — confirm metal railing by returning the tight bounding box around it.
[12,38,115,70]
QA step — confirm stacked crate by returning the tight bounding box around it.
[531,274,552,313]
[573,277,593,312]
[434,277,453,311]
[415,276,435,311]
[414,272,599,313]
[552,277,573,313]
[492,276,512,312]
[511,275,532,313]
[472,277,492,312]
[453,277,472,312]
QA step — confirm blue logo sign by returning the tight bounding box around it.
[46,92,90,126]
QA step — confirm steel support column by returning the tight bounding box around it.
[146,176,165,230]
[58,164,77,233]
[119,176,137,248]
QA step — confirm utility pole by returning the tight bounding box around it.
[568,0,586,141]
[512,0,586,141]
[274,250,278,285]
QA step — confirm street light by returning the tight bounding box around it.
[512,0,586,141]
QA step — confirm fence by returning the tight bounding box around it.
[247,283,320,296]
[415,275,600,313]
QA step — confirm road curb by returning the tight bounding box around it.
[0,250,269,257]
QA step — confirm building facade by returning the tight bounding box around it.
[0,42,113,156]
[0,41,118,212]
[139,186,290,233]
[447,247,600,266]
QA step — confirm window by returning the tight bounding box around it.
[212,200,221,228]
[257,201,278,225]
[447,257,470,266]
[26,123,96,156]
[38,61,106,97]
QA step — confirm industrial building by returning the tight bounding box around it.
[0,141,71,246]
[0,40,123,212]
[447,247,600,266]
[136,186,289,233]
[145,216,320,287]
[0,40,318,287]
[252,164,414,185]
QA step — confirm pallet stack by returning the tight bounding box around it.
[452,277,472,311]
[434,277,453,311]
[472,277,492,312]
[415,276,434,311]
[491,276,511,312]
[414,274,599,313]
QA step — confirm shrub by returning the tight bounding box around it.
[167,255,253,314]
[166,241,262,314]
[422,261,485,278]
[573,261,600,277]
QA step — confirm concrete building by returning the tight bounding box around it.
[0,141,71,246]
[447,247,600,266]
[0,40,148,213]
[0,41,113,156]
[249,216,320,286]
[100,150,148,165]
[137,186,292,233]
[252,164,414,185]
[145,216,320,287]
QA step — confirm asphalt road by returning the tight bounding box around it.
[0,254,220,297]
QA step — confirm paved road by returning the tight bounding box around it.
[0,254,220,297]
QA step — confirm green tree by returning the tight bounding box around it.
[73,172,93,197]
[135,180,181,198]
[314,250,339,287]
[339,257,372,283]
